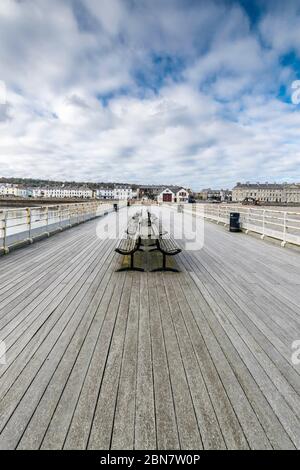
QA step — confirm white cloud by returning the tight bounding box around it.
[0,0,300,189]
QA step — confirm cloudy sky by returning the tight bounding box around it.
[0,0,300,189]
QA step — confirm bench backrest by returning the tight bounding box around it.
[126,214,142,239]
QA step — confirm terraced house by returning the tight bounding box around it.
[232,183,300,204]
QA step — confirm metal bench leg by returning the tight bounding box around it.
[117,252,144,272]
[151,253,179,272]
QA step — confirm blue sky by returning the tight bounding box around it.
[0,0,300,190]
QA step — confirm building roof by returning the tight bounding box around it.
[158,186,189,195]
[233,183,284,190]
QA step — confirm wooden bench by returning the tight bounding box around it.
[150,223,182,272]
[115,211,182,272]
[115,216,144,271]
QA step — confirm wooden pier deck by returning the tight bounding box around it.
[0,207,299,450]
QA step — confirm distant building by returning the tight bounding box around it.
[0,184,15,196]
[96,187,114,200]
[157,187,175,203]
[113,186,133,200]
[32,186,94,199]
[232,182,300,203]
[284,184,300,203]
[232,183,284,203]
[220,189,232,202]
[175,187,189,203]
[0,183,31,198]
[207,189,222,201]
[96,185,133,200]
[194,188,232,202]
[138,185,165,200]
[157,187,189,203]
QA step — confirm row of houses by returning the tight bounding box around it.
[3,181,300,204]
[96,185,190,202]
[146,183,300,204]
[0,184,137,201]
[0,184,30,198]
[232,183,300,203]
[96,186,135,200]
[34,186,93,199]
[0,182,190,203]
[0,184,94,199]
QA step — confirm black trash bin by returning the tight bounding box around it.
[229,212,240,232]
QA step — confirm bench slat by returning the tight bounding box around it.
[158,237,181,255]
[116,236,139,255]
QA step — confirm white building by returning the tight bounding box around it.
[157,187,189,203]
[0,184,14,196]
[0,184,30,198]
[32,186,93,199]
[17,187,30,198]
[232,183,283,203]
[175,187,189,203]
[96,186,133,200]
[232,182,300,204]
[113,186,133,200]
[284,184,300,203]
[157,187,175,203]
[96,187,114,200]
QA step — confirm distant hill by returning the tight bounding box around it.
[0,177,139,190]
[0,177,179,190]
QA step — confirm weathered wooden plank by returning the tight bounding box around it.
[0,242,118,449]
[0,239,115,398]
[180,253,299,448]
[154,273,202,449]
[147,274,180,450]
[162,274,226,449]
[175,267,295,450]
[134,273,156,450]
[110,274,140,449]
[169,274,250,449]
[0,230,92,299]
[0,236,104,337]
[87,274,132,449]
[63,276,130,450]
[0,207,299,450]
[18,261,120,449]
[184,253,300,421]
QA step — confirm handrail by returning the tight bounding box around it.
[163,203,300,247]
[0,201,125,254]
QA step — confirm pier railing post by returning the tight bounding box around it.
[245,207,250,234]
[27,208,33,243]
[281,211,287,247]
[59,205,63,231]
[261,209,265,239]
[45,206,50,236]
[3,211,9,254]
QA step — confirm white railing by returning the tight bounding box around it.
[0,201,122,254]
[163,203,300,247]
